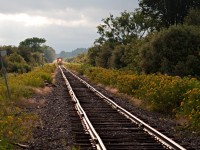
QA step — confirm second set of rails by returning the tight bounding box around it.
[58,65,187,150]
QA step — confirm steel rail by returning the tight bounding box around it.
[59,66,106,150]
[63,66,186,150]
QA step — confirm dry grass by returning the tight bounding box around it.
[33,86,53,95]
[176,116,190,126]
[105,86,118,94]
[104,85,142,107]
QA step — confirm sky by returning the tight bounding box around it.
[0,0,139,53]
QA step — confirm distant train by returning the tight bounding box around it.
[57,57,63,65]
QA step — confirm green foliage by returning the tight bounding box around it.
[66,53,87,63]
[87,46,101,66]
[24,65,54,87]
[87,41,141,70]
[0,106,36,147]
[116,74,140,95]
[139,0,200,29]
[86,1,200,76]
[0,139,13,150]
[179,88,200,131]
[95,11,144,45]
[4,53,31,73]
[120,39,142,72]
[19,37,46,52]
[43,45,56,63]
[95,43,112,68]
[0,45,18,55]
[109,45,126,69]
[0,64,55,100]
[17,45,33,63]
[0,37,54,73]
[184,8,200,26]
[66,63,200,132]
[139,25,200,77]
[0,64,56,148]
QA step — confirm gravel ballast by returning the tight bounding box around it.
[25,68,199,150]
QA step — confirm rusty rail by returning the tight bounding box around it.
[59,66,106,150]
[63,66,186,150]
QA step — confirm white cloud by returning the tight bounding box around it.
[0,13,48,27]
[0,12,96,27]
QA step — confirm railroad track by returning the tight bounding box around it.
[58,65,187,150]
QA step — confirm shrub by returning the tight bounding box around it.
[139,25,200,77]
[179,88,200,131]
[4,52,31,73]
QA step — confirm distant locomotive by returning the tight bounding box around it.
[57,58,63,65]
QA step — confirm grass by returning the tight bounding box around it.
[0,64,56,149]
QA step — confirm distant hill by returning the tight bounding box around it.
[57,48,88,58]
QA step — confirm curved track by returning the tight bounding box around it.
[59,66,187,150]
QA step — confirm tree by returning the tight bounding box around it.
[109,45,127,69]
[67,53,87,63]
[4,53,31,73]
[42,46,56,63]
[139,25,200,76]
[139,0,200,29]
[0,46,18,55]
[120,39,143,72]
[17,46,33,63]
[184,8,200,26]
[95,11,147,45]
[87,46,101,66]
[92,10,151,69]
[18,37,48,67]
[95,43,112,68]
[19,37,46,52]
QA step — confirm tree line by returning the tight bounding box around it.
[58,48,87,59]
[0,37,56,73]
[85,0,200,77]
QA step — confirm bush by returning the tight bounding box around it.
[4,53,31,73]
[139,25,200,77]
[179,88,200,131]
[116,75,140,95]
[184,8,200,26]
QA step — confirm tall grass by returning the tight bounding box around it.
[0,64,56,149]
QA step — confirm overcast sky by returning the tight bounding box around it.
[0,0,139,53]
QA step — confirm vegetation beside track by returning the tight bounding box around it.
[65,63,200,133]
[0,64,56,149]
